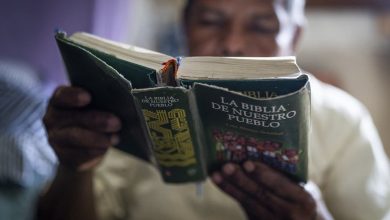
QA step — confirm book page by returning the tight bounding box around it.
[69,32,174,71]
[178,56,301,80]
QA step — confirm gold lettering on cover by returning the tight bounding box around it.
[142,109,196,167]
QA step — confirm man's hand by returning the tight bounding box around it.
[38,85,122,220]
[211,161,318,220]
[43,86,122,171]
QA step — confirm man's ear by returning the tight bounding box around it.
[292,25,303,52]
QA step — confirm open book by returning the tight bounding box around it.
[55,31,310,183]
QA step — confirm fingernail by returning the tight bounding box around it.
[78,92,91,104]
[212,172,222,184]
[110,135,120,145]
[107,117,121,130]
[244,161,255,173]
[223,163,235,175]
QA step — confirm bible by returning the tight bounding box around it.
[55,31,310,183]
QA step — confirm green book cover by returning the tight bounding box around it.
[192,77,310,183]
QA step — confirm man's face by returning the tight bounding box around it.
[185,0,299,57]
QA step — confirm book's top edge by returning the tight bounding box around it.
[65,32,173,71]
[178,56,301,80]
[56,31,301,81]
[182,56,296,62]
[177,73,302,80]
[73,32,168,57]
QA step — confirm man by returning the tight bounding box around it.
[37,0,390,219]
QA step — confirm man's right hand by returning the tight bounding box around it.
[43,86,122,172]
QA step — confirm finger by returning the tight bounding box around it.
[48,127,119,150]
[48,108,122,133]
[221,163,292,216]
[49,86,91,108]
[243,161,310,203]
[74,110,122,132]
[211,172,275,219]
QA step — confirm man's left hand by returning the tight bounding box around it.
[211,161,318,220]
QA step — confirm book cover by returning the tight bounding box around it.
[192,78,310,183]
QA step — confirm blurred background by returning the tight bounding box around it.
[0,0,389,219]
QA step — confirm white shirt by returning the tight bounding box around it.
[94,76,390,220]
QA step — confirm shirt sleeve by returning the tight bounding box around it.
[311,78,390,220]
[93,149,138,220]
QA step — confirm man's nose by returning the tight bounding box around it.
[220,26,245,56]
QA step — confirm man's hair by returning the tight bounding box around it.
[184,0,306,26]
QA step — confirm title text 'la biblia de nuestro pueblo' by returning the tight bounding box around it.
[212,96,297,128]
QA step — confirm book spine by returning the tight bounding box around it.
[187,89,208,177]
[131,87,206,183]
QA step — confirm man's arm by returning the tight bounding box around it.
[36,86,121,220]
[37,167,96,220]
[319,108,390,220]
[310,78,390,220]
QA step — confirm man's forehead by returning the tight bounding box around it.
[189,0,278,14]
[186,0,306,26]
[189,0,289,7]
